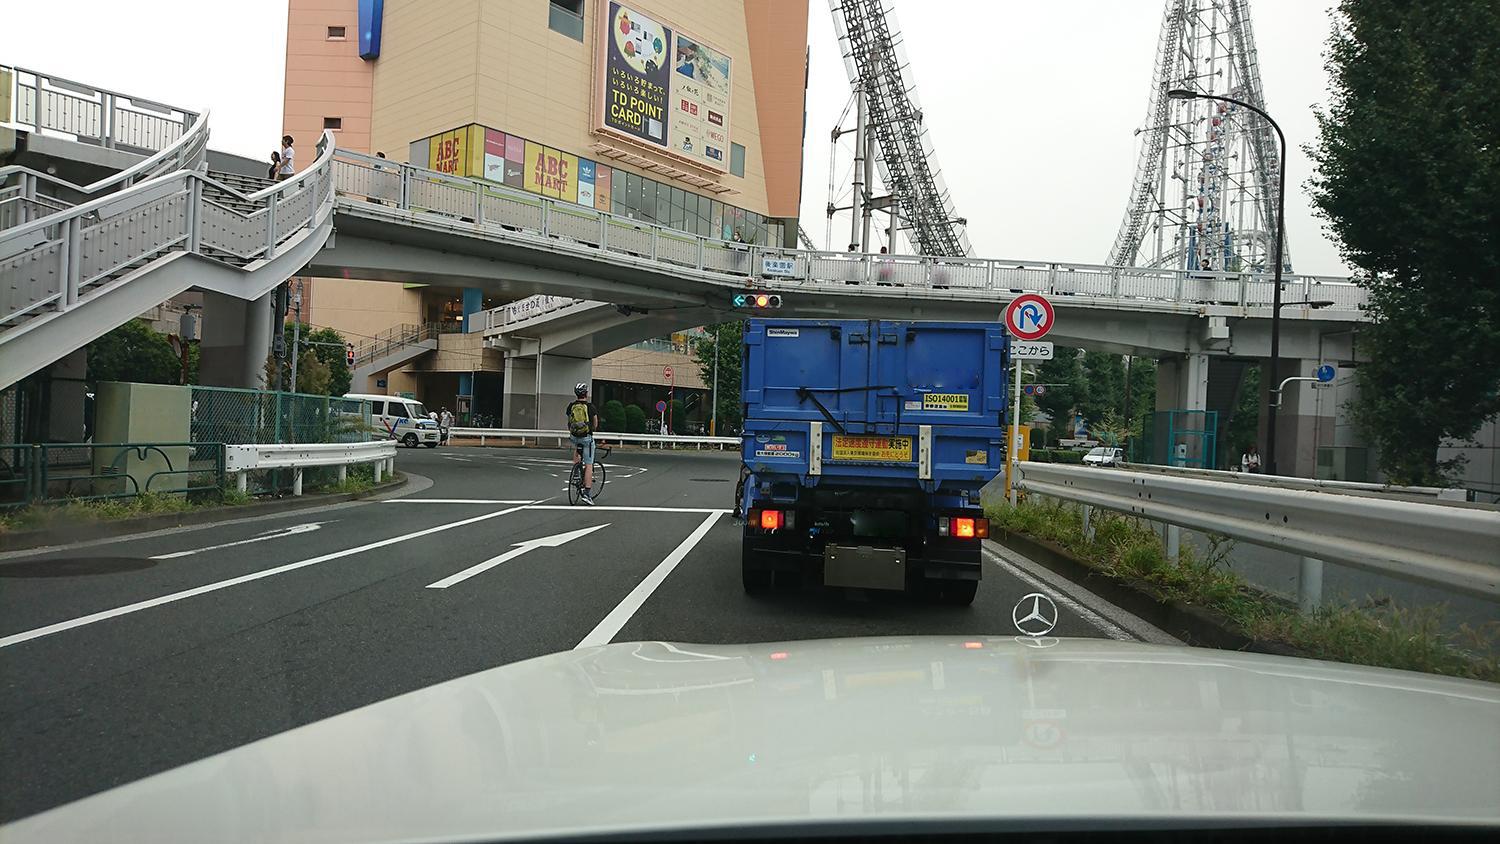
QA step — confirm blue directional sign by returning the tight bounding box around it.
[1315,364,1336,383]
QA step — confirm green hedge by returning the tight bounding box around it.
[601,400,626,432]
[1029,448,1086,464]
[624,404,647,434]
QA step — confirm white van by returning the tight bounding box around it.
[344,393,441,448]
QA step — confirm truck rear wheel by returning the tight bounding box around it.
[930,580,978,607]
[742,564,773,593]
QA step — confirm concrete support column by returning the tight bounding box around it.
[1154,351,1210,466]
[1258,357,1336,478]
[197,291,274,389]
[502,353,592,429]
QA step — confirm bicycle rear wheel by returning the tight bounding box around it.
[567,462,583,506]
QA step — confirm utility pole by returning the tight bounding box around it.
[290,280,302,393]
[709,330,720,436]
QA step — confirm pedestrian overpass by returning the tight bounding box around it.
[2,66,1368,473]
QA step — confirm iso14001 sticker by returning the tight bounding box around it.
[921,393,969,411]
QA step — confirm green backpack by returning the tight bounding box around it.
[567,401,592,436]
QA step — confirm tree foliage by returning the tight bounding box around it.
[601,399,626,432]
[1308,0,1500,483]
[668,399,687,434]
[623,404,647,434]
[692,321,743,433]
[87,319,183,386]
[265,323,352,396]
[1032,348,1156,442]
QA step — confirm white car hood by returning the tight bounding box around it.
[6,638,1498,842]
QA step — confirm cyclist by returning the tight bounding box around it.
[565,383,599,505]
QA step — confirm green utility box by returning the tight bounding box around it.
[92,382,192,497]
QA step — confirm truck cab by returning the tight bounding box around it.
[738,319,1008,605]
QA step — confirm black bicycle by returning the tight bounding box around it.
[567,444,609,506]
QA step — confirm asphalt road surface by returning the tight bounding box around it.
[0,445,1174,822]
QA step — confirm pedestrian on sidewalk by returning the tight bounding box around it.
[1241,444,1261,473]
[439,407,454,444]
[277,135,296,181]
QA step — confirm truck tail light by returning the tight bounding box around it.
[759,509,783,530]
[939,516,989,539]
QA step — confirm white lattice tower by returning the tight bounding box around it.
[1108,0,1291,272]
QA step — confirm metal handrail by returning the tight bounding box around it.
[1,130,338,384]
[0,108,211,202]
[4,66,200,145]
[329,149,1368,315]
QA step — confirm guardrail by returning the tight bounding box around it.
[1123,462,1471,502]
[1013,462,1500,610]
[330,149,1366,315]
[447,427,738,450]
[224,440,397,495]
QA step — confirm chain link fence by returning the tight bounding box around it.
[189,386,374,496]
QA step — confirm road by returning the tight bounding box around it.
[0,445,1173,822]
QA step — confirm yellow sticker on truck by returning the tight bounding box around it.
[922,393,969,411]
[830,435,913,462]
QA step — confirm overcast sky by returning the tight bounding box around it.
[1,0,1350,275]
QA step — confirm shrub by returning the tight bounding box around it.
[624,404,647,434]
[668,399,687,434]
[601,400,626,432]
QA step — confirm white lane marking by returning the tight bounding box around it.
[515,466,530,471]
[384,499,535,505]
[149,522,329,559]
[444,456,474,463]
[981,545,1139,643]
[0,505,529,649]
[576,511,723,649]
[426,524,610,589]
[527,505,730,514]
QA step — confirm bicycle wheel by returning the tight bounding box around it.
[567,461,583,506]
[589,460,606,500]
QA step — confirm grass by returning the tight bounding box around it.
[987,498,1500,683]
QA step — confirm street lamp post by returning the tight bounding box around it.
[1168,88,1287,474]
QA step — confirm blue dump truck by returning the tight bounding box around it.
[738,319,1008,606]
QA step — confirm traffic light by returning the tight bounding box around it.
[346,343,355,366]
[732,292,783,309]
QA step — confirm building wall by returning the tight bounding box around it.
[306,279,423,342]
[745,0,810,219]
[283,0,375,157]
[593,346,706,390]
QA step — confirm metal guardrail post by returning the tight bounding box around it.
[292,468,303,496]
[1299,556,1324,613]
[400,166,411,209]
[541,201,550,237]
[650,226,658,260]
[474,184,483,226]
[1081,504,1095,542]
[1162,523,1180,561]
[101,92,115,149]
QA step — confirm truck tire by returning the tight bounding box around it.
[931,580,978,607]
[402,433,419,448]
[742,564,773,593]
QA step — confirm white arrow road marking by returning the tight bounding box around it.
[425,523,611,589]
[149,522,330,559]
[1,505,530,649]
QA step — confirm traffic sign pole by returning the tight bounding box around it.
[1003,294,1053,506]
[1010,355,1022,506]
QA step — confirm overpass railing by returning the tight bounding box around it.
[0,130,337,353]
[1013,462,1500,612]
[3,65,200,153]
[329,150,1367,315]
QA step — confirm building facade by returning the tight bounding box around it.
[281,0,808,425]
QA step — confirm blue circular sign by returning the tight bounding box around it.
[655,400,667,412]
[1315,364,1336,383]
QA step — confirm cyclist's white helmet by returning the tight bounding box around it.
[574,383,588,397]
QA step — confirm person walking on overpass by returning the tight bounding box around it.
[566,384,600,505]
[277,135,296,181]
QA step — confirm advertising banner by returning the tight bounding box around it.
[527,142,576,201]
[503,135,525,187]
[483,129,506,183]
[429,127,467,175]
[596,2,730,173]
[577,158,596,208]
[594,164,612,211]
[669,33,732,169]
[602,1,670,147]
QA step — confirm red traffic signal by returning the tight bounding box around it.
[346,343,355,366]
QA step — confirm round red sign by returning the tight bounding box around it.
[1004,294,1055,341]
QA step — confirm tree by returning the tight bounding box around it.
[1091,410,1142,449]
[1308,0,1500,483]
[88,319,182,386]
[692,321,744,433]
[624,404,647,434]
[668,399,687,434]
[601,399,626,432]
[265,324,351,396]
[294,348,332,396]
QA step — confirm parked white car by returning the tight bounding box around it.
[344,393,441,448]
[1082,446,1124,467]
